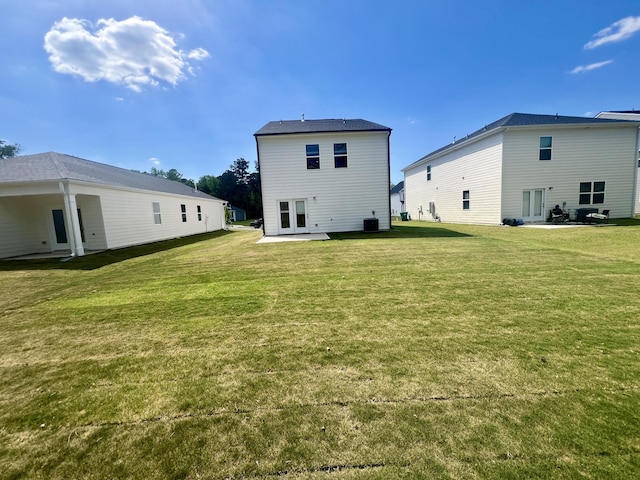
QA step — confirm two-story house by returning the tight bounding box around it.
[254,118,392,236]
[402,113,640,224]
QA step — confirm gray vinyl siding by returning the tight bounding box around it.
[258,131,391,235]
[501,126,638,219]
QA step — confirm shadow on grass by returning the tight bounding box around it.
[330,223,472,240]
[610,217,640,227]
[0,230,233,271]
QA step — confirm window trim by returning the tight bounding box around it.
[333,143,348,168]
[181,204,187,222]
[579,181,606,205]
[152,202,162,224]
[306,144,320,169]
[462,190,470,210]
[539,136,552,161]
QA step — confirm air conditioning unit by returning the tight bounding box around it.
[363,218,379,232]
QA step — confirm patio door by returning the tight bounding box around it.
[522,189,545,222]
[51,208,86,250]
[278,199,309,234]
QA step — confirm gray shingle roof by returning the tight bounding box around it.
[254,118,391,136]
[390,181,404,194]
[403,112,640,171]
[0,152,222,200]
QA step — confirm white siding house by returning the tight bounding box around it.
[390,181,405,217]
[254,118,392,236]
[0,152,227,259]
[596,111,640,215]
[402,113,640,225]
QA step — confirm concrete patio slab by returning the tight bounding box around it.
[257,233,330,243]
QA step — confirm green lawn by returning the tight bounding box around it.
[1,221,640,479]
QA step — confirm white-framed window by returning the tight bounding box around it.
[152,202,162,224]
[197,205,202,221]
[306,144,320,169]
[539,136,552,160]
[334,143,347,168]
[463,190,470,210]
[579,181,605,205]
[181,204,187,222]
[426,165,431,181]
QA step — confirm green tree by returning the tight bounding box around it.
[0,140,22,159]
[197,175,220,195]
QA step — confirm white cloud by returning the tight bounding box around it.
[149,157,161,166]
[43,16,210,92]
[187,47,210,61]
[570,60,614,74]
[584,16,640,49]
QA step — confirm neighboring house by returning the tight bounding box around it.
[596,111,640,215]
[254,118,392,236]
[0,152,227,259]
[390,181,405,216]
[402,113,640,225]
[228,205,246,222]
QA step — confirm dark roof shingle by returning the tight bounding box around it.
[404,112,640,170]
[255,118,391,136]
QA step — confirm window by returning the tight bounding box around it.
[463,190,470,210]
[306,144,320,169]
[426,165,431,181]
[152,202,162,224]
[197,205,202,221]
[539,136,552,160]
[181,204,187,222]
[334,143,347,168]
[579,181,605,205]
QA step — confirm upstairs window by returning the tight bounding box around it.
[539,136,552,160]
[463,190,470,210]
[152,202,162,224]
[427,165,431,181]
[334,143,348,168]
[306,144,320,169]
[579,181,605,205]
[181,204,187,222]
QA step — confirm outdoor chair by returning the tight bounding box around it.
[550,205,570,224]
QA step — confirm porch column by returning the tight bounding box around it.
[61,183,85,257]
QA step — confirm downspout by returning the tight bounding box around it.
[59,180,85,257]
[386,129,392,230]
[254,134,265,234]
[634,126,640,216]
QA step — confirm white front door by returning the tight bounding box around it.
[278,199,309,234]
[522,189,545,222]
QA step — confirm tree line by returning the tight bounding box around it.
[148,158,262,219]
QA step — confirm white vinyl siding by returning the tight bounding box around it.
[501,126,638,220]
[0,182,226,259]
[404,133,503,224]
[258,131,390,235]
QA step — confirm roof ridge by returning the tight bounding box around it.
[46,152,70,179]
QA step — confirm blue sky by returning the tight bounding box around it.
[2,0,640,184]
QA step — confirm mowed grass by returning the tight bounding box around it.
[1,221,640,479]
